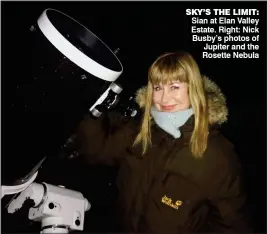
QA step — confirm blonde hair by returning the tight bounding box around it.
[133,51,209,158]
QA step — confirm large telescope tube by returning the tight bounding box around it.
[3,9,123,185]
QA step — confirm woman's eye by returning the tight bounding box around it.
[154,86,161,91]
[171,86,179,90]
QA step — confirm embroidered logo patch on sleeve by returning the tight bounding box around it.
[161,195,183,210]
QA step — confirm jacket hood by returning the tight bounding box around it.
[135,76,228,125]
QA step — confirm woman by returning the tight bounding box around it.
[75,51,251,232]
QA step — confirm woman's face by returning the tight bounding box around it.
[152,81,190,112]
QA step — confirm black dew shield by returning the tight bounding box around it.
[2,9,123,185]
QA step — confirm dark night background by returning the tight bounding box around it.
[1,1,266,233]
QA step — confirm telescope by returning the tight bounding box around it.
[2,8,129,233]
[3,8,124,185]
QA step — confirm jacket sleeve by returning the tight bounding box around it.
[207,157,253,232]
[75,111,137,165]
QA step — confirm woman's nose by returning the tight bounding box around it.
[161,90,171,103]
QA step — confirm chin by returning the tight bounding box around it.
[161,107,188,112]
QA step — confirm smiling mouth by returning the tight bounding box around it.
[161,105,177,111]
